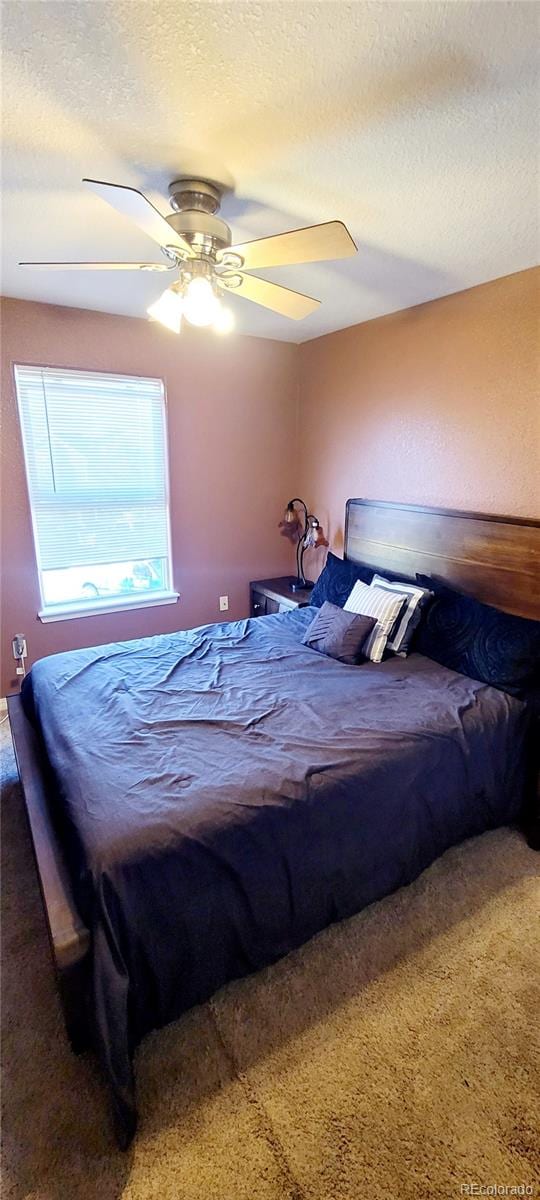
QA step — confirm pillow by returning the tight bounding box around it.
[310,551,373,609]
[415,575,540,697]
[344,580,409,663]
[370,573,433,656]
[302,601,376,664]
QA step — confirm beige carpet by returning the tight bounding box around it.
[1,715,539,1200]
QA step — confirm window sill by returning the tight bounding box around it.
[38,591,180,623]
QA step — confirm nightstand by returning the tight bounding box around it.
[250,577,314,617]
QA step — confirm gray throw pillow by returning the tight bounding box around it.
[302,601,376,665]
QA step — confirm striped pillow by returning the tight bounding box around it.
[370,574,433,656]
[344,580,409,663]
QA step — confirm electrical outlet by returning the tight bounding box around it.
[12,635,27,660]
[219,595,229,612]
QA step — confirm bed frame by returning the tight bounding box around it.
[7,499,540,1050]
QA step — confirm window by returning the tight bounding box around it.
[15,365,177,621]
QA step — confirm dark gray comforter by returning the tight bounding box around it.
[23,607,529,1144]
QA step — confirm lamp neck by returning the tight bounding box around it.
[286,498,321,589]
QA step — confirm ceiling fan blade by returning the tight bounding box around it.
[18,261,173,271]
[219,221,356,271]
[219,273,320,320]
[83,178,194,258]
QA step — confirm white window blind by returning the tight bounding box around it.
[15,365,176,618]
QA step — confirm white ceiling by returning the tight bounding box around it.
[1,1,538,343]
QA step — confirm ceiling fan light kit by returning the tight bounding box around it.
[20,174,357,335]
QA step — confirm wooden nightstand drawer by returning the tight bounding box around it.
[250,577,314,618]
[250,590,268,617]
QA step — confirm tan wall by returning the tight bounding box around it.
[0,298,299,693]
[2,269,539,693]
[297,269,540,579]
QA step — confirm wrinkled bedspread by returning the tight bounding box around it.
[23,607,529,1144]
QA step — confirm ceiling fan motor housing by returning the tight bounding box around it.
[165,210,231,255]
[166,178,232,258]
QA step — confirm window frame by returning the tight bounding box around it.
[14,362,179,622]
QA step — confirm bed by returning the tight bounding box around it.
[8,499,540,1147]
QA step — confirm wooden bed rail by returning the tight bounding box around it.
[7,694,91,1051]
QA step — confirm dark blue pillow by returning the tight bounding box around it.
[415,575,540,697]
[302,602,376,664]
[311,551,373,609]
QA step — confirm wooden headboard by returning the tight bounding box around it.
[344,499,540,620]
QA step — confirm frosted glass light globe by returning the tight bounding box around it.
[183,277,220,327]
[147,288,183,333]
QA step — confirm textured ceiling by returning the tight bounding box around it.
[1,1,538,343]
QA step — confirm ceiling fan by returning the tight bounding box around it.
[20,176,357,334]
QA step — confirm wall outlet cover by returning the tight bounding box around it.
[12,635,27,659]
[219,596,229,611]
